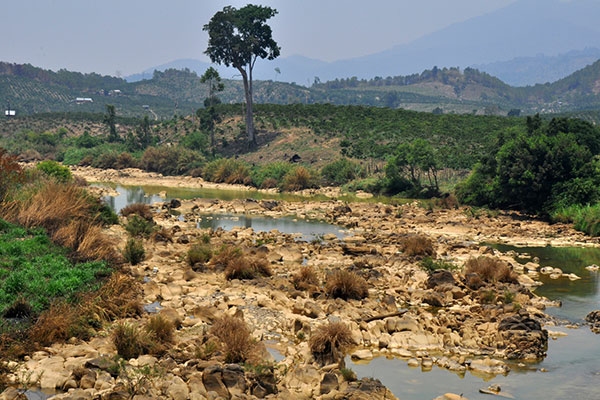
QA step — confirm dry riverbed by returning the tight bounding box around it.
[2,169,598,400]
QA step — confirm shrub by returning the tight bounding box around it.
[114,152,136,169]
[123,238,145,265]
[140,146,204,176]
[124,215,156,238]
[292,266,319,290]
[433,194,460,209]
[0,148,24,200]
[203,159,251,185]
[281,166,319,191]
[187,244,213,267]
[325,270,368,300]
[210,315,256,363]
[36,160,72,182]
[28,302,76,346]
[321,159,363,186]
[121,203,154,221]
[251,162,293,188]
[309,322,353,365]
[224,256,272,280]
[552,204,600,237]
[420,257,457,273]
[464,257,518,284]
[210,245,242,269]
[340,367,357,382]
[113,323,152,360]
[145,315,174,344]
[400,235,435,258]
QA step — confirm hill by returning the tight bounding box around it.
[474,48,600,86]
[3,59,600,118]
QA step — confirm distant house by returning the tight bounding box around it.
[109,89,122,96]
[4,109,16,117]
[75,97,93,104]
[142,105,150,110]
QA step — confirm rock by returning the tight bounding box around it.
[202,366,230,399]
[351,349,373,360]
[434,394,469,400]
[320,372,339,395]
[498,313,548,359]
[322,233,337,241]
[222,364,246,396]
[339,378,398,400]
[167,376,190,400]
[0,388,27,400]
[85,357,118,374]
[586,310,600,333]
[427,270,456,289]
[333,204,352,215]
[469,358,510,375]
[177,234,190,244]
[79,370,97,389]
[586,264,600,271]
[260,200,279,210]
[342,245,375,256]
[423,292,445,307]
[407,358,420,367]
[169,199,182,209]
[159,307,182,328]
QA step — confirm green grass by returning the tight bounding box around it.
[552,203,600,236]
[0,219,109,315]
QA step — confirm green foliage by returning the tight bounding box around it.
[36,160,72,182]
[123,238,145,265]
[385,139,440,196]
[321,159,364,186]
[552,204,600,236]
[420,257,457,273]
[457,117,600,214]
[281,166,319,191]
[75,131,101,148]
[124,216,156,238]
[140,146,204,176]
[251,162,293,188]
[187,244,213,267]
[181,131,209,152]
[104,105,118,142]
[0,219,108,315]
[202,159,250,184]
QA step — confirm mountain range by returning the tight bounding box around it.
[2,57,600,118]
[126,0,600,86]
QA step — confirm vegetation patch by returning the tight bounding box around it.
[400,235,436,258]
[309,322,353,365]
[210,315,256,363]
[325,270,368,300]
[464,257,518,284]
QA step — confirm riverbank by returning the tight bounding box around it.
[3,178,599,399]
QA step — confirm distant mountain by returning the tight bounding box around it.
[3,58,600,118]
[129,0,600,85]
[474,48,600,86]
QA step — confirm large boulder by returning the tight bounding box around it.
[427,270,456,289]
[498,313,548,360]
[586,310,600,333]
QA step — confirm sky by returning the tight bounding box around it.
[0,0,518,76]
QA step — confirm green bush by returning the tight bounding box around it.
[321,159,363,186]
[140,146,204,176]
[181,131,209,152]
[281,166,319,191]
[124,215,156,238]
[552,204,600,236]
[251,162,293,188]
[36,160,72,182]
[123,238,145,265]
[420,257,457,273]
[202,159,250,184]
[187,244,213,267]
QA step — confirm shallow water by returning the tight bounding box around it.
[196,213,347,242]
[99,184,348,241]
[350,245,600,400]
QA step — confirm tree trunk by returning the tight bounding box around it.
[238,67,255,146]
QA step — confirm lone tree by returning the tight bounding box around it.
[203,5,280,146]
[200,67,225,150]
[104,104,118,142]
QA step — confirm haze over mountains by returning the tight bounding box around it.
[126,0,600,86]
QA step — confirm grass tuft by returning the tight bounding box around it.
[325,270,368,300]
[210,315,256,363]
[309,322,353,365]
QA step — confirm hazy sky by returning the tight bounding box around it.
[0,0,518,76]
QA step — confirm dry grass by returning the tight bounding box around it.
[84,273,142,322]
[309,322,353,365]
[464,257,518,284]
[224,256,272,280]
[325,270,368,300]
[187,243,213,267]
[292,266,319,290]
[281,166,318,191]
[113,323,153,360]
[150,227,173,243]
[210,245,242,269]
[145,315,174,344]
[123,238,145,265]
[120,203,154,220]
[55,221,119,262]
[400,235,436,258]
[28,302,76,346]
[210,315,256,363]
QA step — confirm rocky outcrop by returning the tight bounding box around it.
[498,313,548,359]
[586,310,600,333]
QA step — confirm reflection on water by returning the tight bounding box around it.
[197,214,347,242]
[98,184,348,241]
[351,245,600,400]
[490,244,600,322]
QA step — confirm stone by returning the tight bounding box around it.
[423,292,445,307]
[351,349,373,360]
[167,376,190,400]
[434,394,469,400]
[426,270,456,289]
[85,357,120,376]
[499,313,548,359]
[320,372,339,395]
[222,364,246,396]
[0,388,27,400]
[202,366,229,399]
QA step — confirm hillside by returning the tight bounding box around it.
[2,60,600,118]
